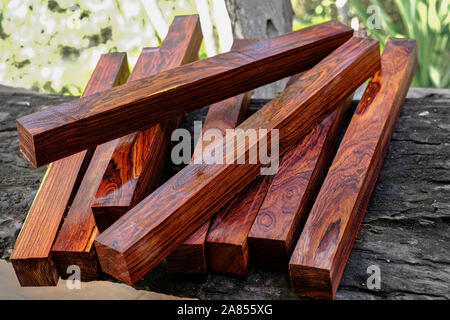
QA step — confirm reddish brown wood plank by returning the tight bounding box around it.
[200,72,304,275]
[95,37,380,285]
[9,52,130,286]
[165,39,257,274]
[50,50,165,280]
[247,96,352,271]
[289,38,418,299]
[91,15,202,232]
[206,175,273,275]
[17,21,353,167]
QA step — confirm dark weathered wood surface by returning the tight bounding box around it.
[165,39,256,274]
[9,53,130,286]
[92,15,202,232]
[17,21,353,167]
[94,37,380,285]
[1,84,449,299]
[289,38,418,299]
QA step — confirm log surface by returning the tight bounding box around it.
[17,21,353,167]
[1,85,449,299]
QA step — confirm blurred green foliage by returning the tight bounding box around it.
[0,0,199,95]
[350,0,449,88]
[0,0,448,95]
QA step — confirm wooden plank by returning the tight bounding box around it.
[51,16,202,281]
[206,175,273,275]
[95,37,381,285]
[289,38,418,299]
[165,39,257,274]
[17,20,353,167]
[200,72,304,275]
[247,96,352,271]
[91,15,202,232]
[9,52,130,286]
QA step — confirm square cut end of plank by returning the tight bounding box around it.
[10,256,59,286]
[91,205,129,233]
[94,240,135,285]
[52,248,99,281]
[206,242,249,275]
[289,264,334,300]
[248,237,290,272]
[16,119,38,168]
[166,243,207,274]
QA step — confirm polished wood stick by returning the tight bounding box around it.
[201,72,305,275]
[17,21,353,167]
[206,175,273,275]
[91,15,202,232]
[95,37,380,285]
[248,96,352,271]
[9,52,130,286]
[49,32,199,281]
[51,17,202,280]
[165,39,256,274]
[289,38,418,299]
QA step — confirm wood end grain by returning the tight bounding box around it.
[10,257,59,286]
[166,241,207,274]
[289,264,333,299]
[52,246,99,281]
[206,242,249,275]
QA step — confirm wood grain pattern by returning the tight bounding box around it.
[51,44,172,281]
[289,38,418,299]
[200,72,304,275]
[95,37,380,285]
[91,15,202,232]
[9,52,130,286]
[17,21,353,167]
[206,175,273,275]
[165,39,257,274]
[247,96,352,271]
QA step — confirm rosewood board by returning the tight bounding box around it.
[289,38,418,299]
[91,15,202,232]
[50,45,182,280]
[206,175,273,275]
[9,52,130,286]
[165,39,257,274]
[94,37,381,285]
[247,95,353,271]
[17,21,354,167]
[201,72,305,275]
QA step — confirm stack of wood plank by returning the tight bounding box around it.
[11,15,417,299]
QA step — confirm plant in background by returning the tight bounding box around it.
[350,0,450,88]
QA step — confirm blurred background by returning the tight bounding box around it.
[0,0,448,96]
